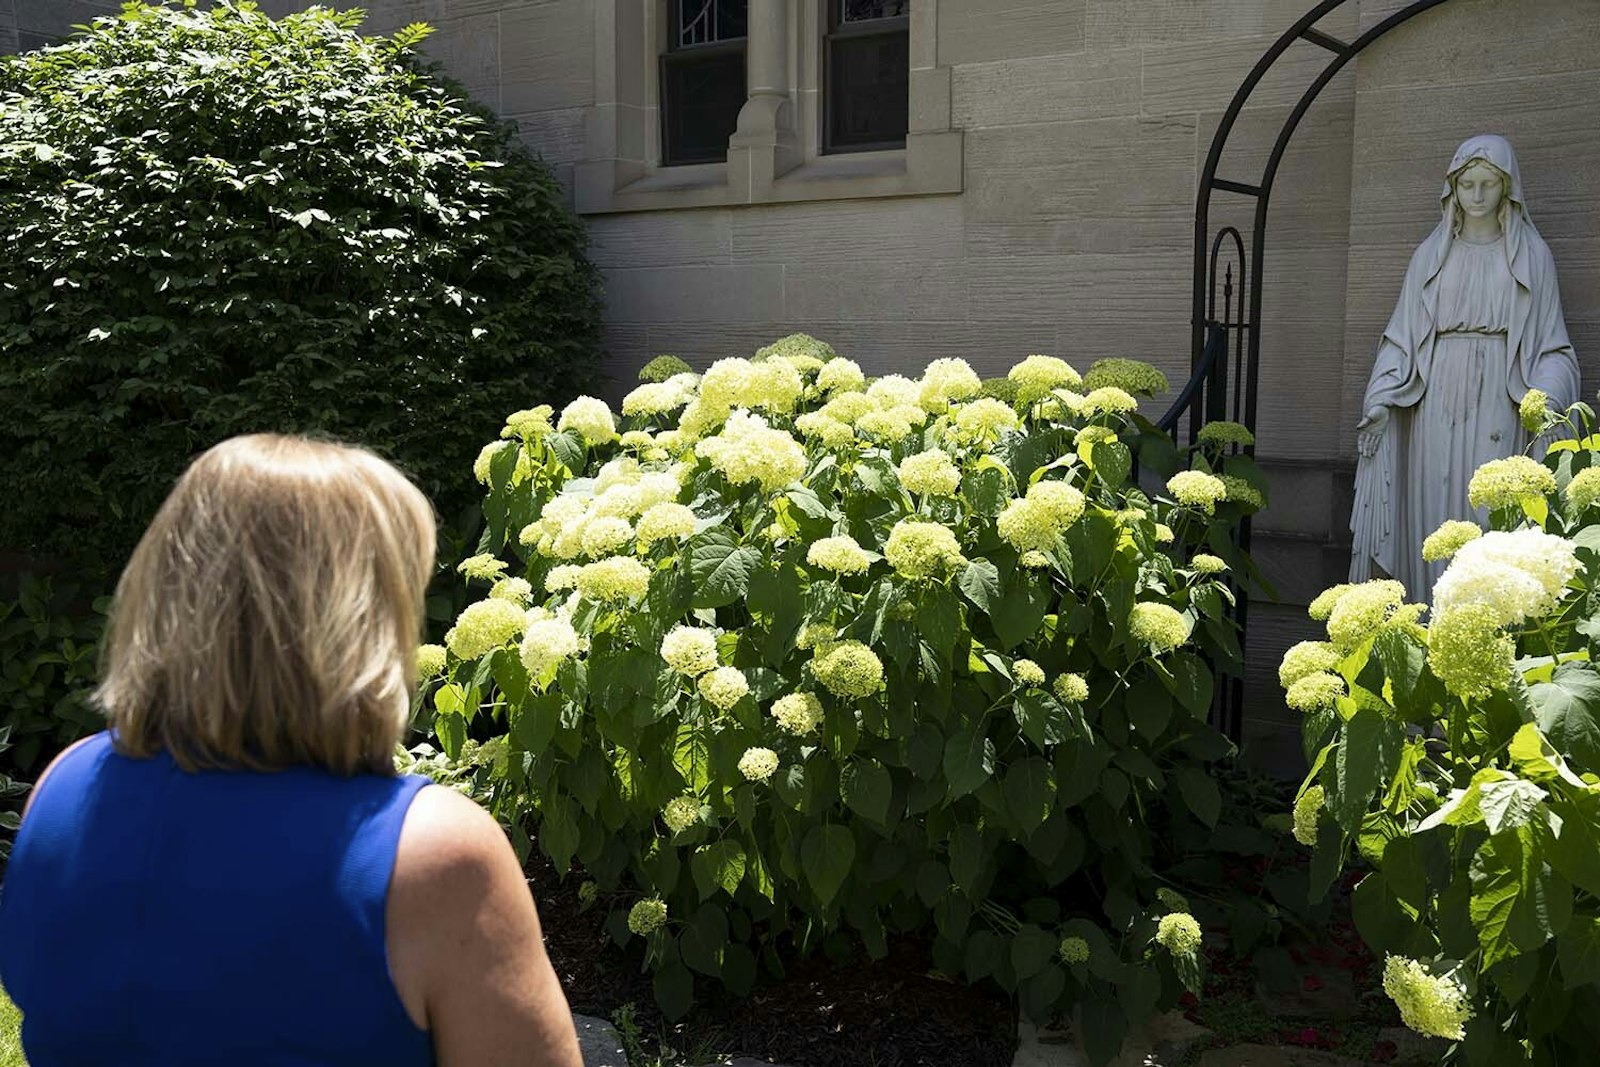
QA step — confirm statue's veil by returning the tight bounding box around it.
[1415,134,1538,288]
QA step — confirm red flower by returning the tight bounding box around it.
[1371,1040,1398,1062]
[1291,1027,1321,1047]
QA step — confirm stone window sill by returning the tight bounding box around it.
[576,131,962,215]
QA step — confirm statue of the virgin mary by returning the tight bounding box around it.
[1349,134,1580,597]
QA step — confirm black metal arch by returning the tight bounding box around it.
[1156,0,1458,742]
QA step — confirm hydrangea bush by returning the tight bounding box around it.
[425,337,1265,1062]
[1284,397,1600,1063]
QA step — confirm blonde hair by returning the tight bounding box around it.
[96,434,437,776]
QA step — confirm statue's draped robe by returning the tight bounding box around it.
[1350,135,1580,598]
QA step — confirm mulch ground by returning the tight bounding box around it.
[527,853,1017,1067]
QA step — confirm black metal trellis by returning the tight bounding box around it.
[1154,0,1459,744]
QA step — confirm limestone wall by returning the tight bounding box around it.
[10,0,1600,768]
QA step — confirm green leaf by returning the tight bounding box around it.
[1164,653,1214,719]
[434,708,466,759]
[1532,662,1600,769]
[652,961,694,1021]
[948,824,986,897]
[1019,964,1067,1024]
[801,824,855,906]
[1011,923,1058,980]
[1478,777,1547,836]
[1013,691,1067,750]
[1351,871,1421,957]
[680,903,727,977]
[1470,821,1572,969]
[958,559,1001,616]
[1175,766,1221,829]
[1328,707,1402,833]
[691,839,747,900]
[1126,676,1172,739]
[1558,913,1600,989]
[1002,757,1054,835]
[688,528,761,609]
[841,759,893,827]
[990,574,1049,651]
[1548,790,1600,897]
[1078,999,1128,1067]
[943,727,996,798]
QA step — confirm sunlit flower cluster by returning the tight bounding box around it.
[1083,358,1170,396]
[661,626,719,677]
[1166,470,1228,514]
[520,617,580,675]
[1008,354,1082,404]
[1053,673,1088,703]
[1285,671,1344,713]
[501,405,553,440]
[815,357,866,395]
[458,553,509,581]
[771,692,825,735]
[1432,529,1579,627]
[1467,455,1557,511]
[1082,386,1139,416]
[628,898,668,935]
[1190,554,1227,574]
[622,378,695,417]
[1383,956,1472,1040]
[636,502,697,546]
[1013,660,1046,687]
[1323,579,1407,651]
[699,357,804,415]
[950,397,1021,442]
[812,639,885,698]
[1519,388,1550,434]
[558,396,617,445]
[696,410,808,491]
[662,795,700,834]
[415,644,447,678]
[575,556,651,603]
[1422,519,1482,562]
[1218,474,1264,510]
[807,535,874,576]
[1427,602,1514,699]
[697,666,750,711]
[738,746,780,782]
[897,449,962,496]
[1292,785,1325,846]
[446,598,526,660]
[998,480,1086,552]
[1195,421,1254,449]
[1129,602,1189,653]
[1155,912,1202,957]
[917,358,983,412]
[1278,640,1341,689]
[884,520,965,579]
[1058,936,1090,965]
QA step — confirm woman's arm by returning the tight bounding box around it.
[387,785,583,1067]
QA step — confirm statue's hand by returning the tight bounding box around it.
[1355,405,1391,458]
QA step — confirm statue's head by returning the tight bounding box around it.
[1442,136,1520,238]
[1452,159,1509,223]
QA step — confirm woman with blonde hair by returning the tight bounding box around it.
[0,434,583,1067]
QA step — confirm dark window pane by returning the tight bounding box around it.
[828,31,908,150]
[840,0,909,22]
[676,0,747,48]
[662,50,746,165]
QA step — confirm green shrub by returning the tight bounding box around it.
[0,575,103,777]
[0,1,601,574]
[420,338,1266,1062]
[1285,401,1600,1063]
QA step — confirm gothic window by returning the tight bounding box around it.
[825,0,910,153]
[661,0,748,166]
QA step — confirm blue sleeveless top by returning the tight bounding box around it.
[0,731,435,1066]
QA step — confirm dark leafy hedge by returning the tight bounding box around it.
[0,1,602,572]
